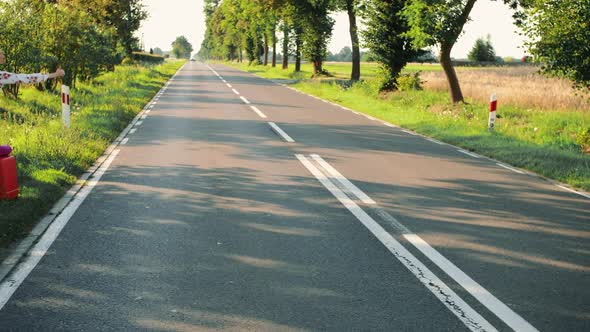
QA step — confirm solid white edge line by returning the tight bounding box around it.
[240,96,251,104]
[232,88,240,95]
[295,154,496,332]
[310,155,376,205]
[250,106,267,119]
[556,185,590,199]
[402,130,417,135]
[458,150,481,159]
[0,150,121,311]
[121,138,129,145]
[268,122,294,143]
[496,163,524,174]
[426,138,445,145]
[404,234,538,332]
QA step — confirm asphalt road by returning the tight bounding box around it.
[0,62,588,331]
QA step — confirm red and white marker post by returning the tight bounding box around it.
[61,85,71,128]
[488,93,497,130]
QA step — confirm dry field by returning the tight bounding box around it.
[421,66,589,111]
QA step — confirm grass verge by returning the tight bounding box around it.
[0,60,185,251]
[225,62,590,192]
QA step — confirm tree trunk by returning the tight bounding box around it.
[440,43,464,103]
[346,1,360,81]
[263,34,269,66]
[295,33,302,72]
[313,59,323,74]
[282,26,289,69]
[272,26,277,67]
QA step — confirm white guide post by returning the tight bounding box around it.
[488,93,497,131]
[61,85,70,128]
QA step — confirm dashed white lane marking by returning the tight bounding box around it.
[222,79,227,83]
[232,88,240,95]
[405,234,539,332]
[457,149,481,159]
[145,110,151,114]
[135,121,143,126]
[121,138,129,145]
[556,185,590,199]
[295,155,497,332]
[268,122,295,143]
[140,114,147,120]
[240,96,251,104]
[129,128,137,134]
[496,163,524,174]
[250,106,267,119]
[148,104,154,109]
[226,83,232,88]
[0,150,121,311]
[310,154,376,205]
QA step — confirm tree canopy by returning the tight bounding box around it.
[172,36,194,60]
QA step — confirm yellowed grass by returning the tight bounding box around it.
[421,67,590,111]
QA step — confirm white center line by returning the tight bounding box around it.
[249,105,267,119]
[268,122,294,142]
[310,154,376,205]
[232,88,240,95]
[0,150,121,311]
[240,96,251,104]
[404,234,539,332]
[295,155,497,332]
[496,163,524,174]
[457,149,481,158]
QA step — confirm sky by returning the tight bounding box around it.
[138,0,528,59]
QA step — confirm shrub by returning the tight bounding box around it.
[396,72,423,91]
[577,128,590,152]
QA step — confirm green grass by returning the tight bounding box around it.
[225,61,590,192]
[0,60,185,250]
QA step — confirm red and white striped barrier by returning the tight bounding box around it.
[488,93,497,130]
[61,85,70,128]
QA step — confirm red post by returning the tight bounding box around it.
[488,93,497,130]
[0,146,18,200]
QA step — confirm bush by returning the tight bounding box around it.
[396,72,423,91]
[577,128,590,152]
[121,57,135,65]
[132,52,164,64]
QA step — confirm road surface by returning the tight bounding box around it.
[0,62,588,331]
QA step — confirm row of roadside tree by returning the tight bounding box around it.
[0,0,147,97]
[197,0,590,103]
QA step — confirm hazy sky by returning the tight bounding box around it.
[138,0,527,58]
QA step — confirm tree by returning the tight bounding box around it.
[103,0,148,57]
[468,35,496,62]
[334,0,362,80]
[520,0,590,91]
[403,0,479,103]
[362,0,418,91]
[299,0,334,75]
[171,36,193,59]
